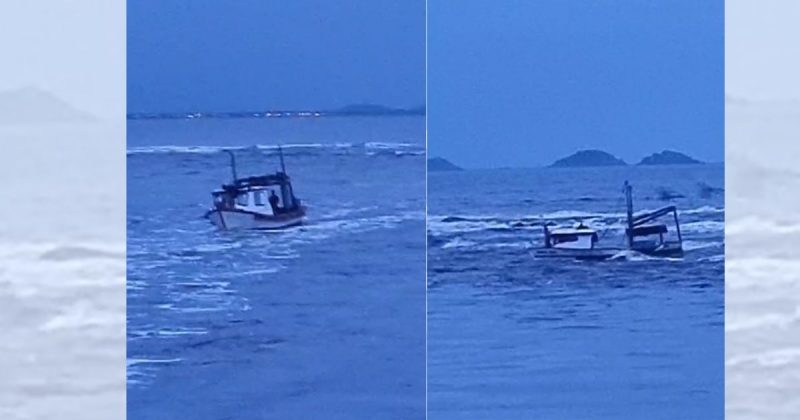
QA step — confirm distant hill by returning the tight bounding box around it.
[428,157,462,171]
[127,104,425,120]
[0,87,93,124]
[638,150,702,165]
[550,150,627,167]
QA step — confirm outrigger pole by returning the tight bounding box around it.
[224,150,238,182]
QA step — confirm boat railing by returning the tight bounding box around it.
[631,206,677,226]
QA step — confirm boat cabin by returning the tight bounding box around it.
[211,173,301,217]
[627,223,668,248]
[544,224,599,250]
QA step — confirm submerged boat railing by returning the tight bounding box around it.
[624,181,683,247]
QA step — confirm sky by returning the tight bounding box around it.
[127,0,425,113]
[428,0,724,168]
[726,0,800,102]
[0,1,124,119]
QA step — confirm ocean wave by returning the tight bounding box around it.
[441,238,478,249]
[0,241,124,257]
[726,257,800,289]
[727,306,800,332]
[127,358,183,385]
[727,348,800,368]
[607,250,680,262]
[681,206,725,215]
[129,327,209,340]
[127,358,183,368]
[727,217,800,236]
[681,221,726,234]
[272,210,425,244]
[440,238,532,251]
[127,142,424,156]
[39,300,123,331]
[1,241,124,295]
[39,245,125,262]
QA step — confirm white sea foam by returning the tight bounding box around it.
[607,250,680,262]
[682,240,723,251]
[441,238,478,249]
[127,358,183,367]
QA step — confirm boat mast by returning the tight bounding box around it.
[543,223,551,248]
[224,150,238,182]
[278,145,287,174]
[673,208,683,245]
[624,181,634,248]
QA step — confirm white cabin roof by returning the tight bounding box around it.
[550,228,597,236]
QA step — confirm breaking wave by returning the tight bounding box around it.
[728,217,800,236]
[39,245,125,262]
[428,205,724,237]
[127,142,424,157]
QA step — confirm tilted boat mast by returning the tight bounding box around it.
[278,145,287,174]
[224,149,238,182]
[624,181,634,248]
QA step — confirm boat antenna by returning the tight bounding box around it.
[624,181,634,248]
[223,150,238,182]
[278,145,287,174]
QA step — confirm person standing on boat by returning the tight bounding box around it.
[269,190,281,213]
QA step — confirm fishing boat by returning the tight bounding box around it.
[205,147,306,230]
[533,181,683,260]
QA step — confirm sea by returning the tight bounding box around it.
[726,101,800,420]
[127,116,425,419]
[0,121,126,420]
[427,164,725,419]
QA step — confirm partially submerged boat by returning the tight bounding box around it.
[205,147,306,230]
[533,181,683,260]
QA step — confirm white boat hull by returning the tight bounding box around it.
[207,209,305,230]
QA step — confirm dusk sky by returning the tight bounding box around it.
[128,0,425,113]
[428,0,724,168]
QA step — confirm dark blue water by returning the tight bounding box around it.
[127,117,425,419]
[427,165,724,419]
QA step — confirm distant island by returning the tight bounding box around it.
[550,150,627,167]
[428,157,462,172]
[127,103,425,120]
[329,104,425,117]
[638,150,702,165]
